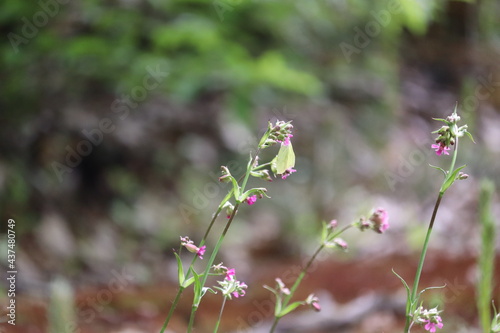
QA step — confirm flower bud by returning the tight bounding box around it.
[328,219,338,230]
[275,278,290,295]
[369,208,389,234]
[334,238,348,250]
[212,262,228,275]
[219,166,232,183]
[306,294,321,312]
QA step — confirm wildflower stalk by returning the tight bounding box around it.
[404,139,460,332]
[270,224,352,333]
[187,203,240,332]
[164,120,295,332]
[477,180,496,333]
[188,147,269,331]
[160,190,233,333]
[213,296,228,333]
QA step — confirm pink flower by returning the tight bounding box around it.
[226,268,236,281]
[431,143,450,156]
[334,238,348,250]
[424,316,443,332]
[196,245,206,259]
[283,134,293,146]
[232,282,247,298]
[281,168,297,180]
[246,195,257,205]
[370,208,389,234]
[311,301,321,312]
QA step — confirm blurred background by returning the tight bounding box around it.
[1,0,499,332]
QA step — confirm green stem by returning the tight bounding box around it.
[213,297,228,333]
[159,286,184,333]
[271,224,352,333]
[159,192,233,332]
[187,203,240,332]
[269,317,279,333]
[403,139,459,332]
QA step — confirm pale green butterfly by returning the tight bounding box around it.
[272,142,295,175]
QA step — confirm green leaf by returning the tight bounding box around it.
[280,301,304,316]
[183,276,195,288]
[418,284,446,297]
[321,221,328,243]
[429,164,447,177]
[275,143,295,175]
[230,176,240,201]
[440,165,467,193]
[392,269,410,294]
[192,270,202,307]
[464,131,476,143]
[174,253,185,286]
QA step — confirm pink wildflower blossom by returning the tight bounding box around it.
[431,143,450,156]
[196,245,206,259]
[370,208,389,234]
[226,268,236,281]
[246,195,257,205]
[424,316,444,332]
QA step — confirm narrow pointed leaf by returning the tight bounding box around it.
[441,165,466,193]
[280,301,304,316]
[464,131,476,143]
[174,253,185,286]
[429,164,447,177]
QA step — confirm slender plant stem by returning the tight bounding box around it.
[213,297,228,333]
[187,203,240,332]
[159,192,232,332]
[403,193,443,332]
[271,224,352,333]
[269,317,279,333]
[159,286,184,333]
[187,148,264,330]
[403,139,459,332]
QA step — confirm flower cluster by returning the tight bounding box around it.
[431,108,473,156]
[355,208,390,234]
[413,306,444,332]
[180,236,206,259]
[213,265,247,299]
[260,120,294,148]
